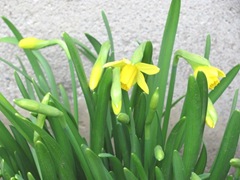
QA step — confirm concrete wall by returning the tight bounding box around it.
[0,0,239,167]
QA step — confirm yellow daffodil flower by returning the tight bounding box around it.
[194,66,225,89]
[104,58,160,94]
[174,50,226,90]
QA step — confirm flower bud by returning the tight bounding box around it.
[14,98,63,117]
[110,67,122,115]
[230,158,240,168]
[89,41,111,90]
[205,98,218,128]
[154,145,164,161]
[18,37,55,49]
[150,87,159,110]
[117,113,130,124]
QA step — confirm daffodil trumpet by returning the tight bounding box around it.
[104,58,159,94]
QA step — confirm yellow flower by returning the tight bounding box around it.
[194,66,225,89]
[104,59,159,94]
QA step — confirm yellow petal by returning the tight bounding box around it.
[136,72,149,94]
[194,66,225,90]
[104,58,130,68]
[212,66,226,77]
[120,64,138,91]
[89,65,103,90]
[135,62,160,75]
[205,98,218,128]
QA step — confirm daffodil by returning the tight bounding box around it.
[89,41,111,90]
[18,37,56,49]
[175,49,226,90]
[193,66,225,89]
[104,58,160,94]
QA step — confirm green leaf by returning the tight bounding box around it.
[35,140,58,180]
[32,51,59,100]
[182,75,206,178]
[155,166,165,180]
[194,143,207,174]
[14,72,30,99]
[209,110,240,179]
[10,126,36,174]
[99,153,126,180]
[0,36,18,44]
[85,33,102,54]
[1,159,15,180]
[19,118,77,180]
[172,150,187,180]
[133,93,147,138]
[63,32,94,120]
[102,11,115,61]
[2,17,48,88]
[153,0,181,119]
[209,64,240,103]
[0,147,17,173]
[230,89,239,116]
[58,84,71,112]
[73,37,97,63]
[90,68,112,154]
[81,144,112,180]
[0,94,34,143]
[123,167,138,180]
[161,117,186,179]
[131,153,147,180]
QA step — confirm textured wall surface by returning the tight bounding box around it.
[0,0,239,167]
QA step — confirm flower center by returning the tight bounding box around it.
[120,64,138,91]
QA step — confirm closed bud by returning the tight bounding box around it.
[111,67,122,115]
[230,158,240,168]
[117,113,130,124]
[18,37,56,49]
[154,145,164,161]
[89,41,111,90]
[150,87,159,110]
[14,98,63,117]
[205,98,218,128]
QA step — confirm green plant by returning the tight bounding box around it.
[0,0,239,179]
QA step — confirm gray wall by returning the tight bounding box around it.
[0,0,239,167]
